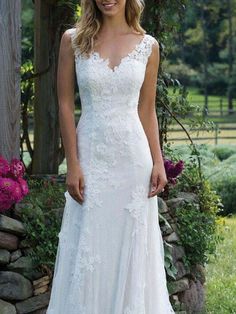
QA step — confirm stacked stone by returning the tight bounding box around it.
[0,191,206,313]
[158,192,206,314]
[0,213,50,314]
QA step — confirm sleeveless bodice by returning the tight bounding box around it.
[69,29,157,117]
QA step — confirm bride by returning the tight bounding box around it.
[46,0,175,313]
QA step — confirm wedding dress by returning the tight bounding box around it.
[46,28,175,314]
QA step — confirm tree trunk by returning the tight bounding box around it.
[33,0,76,174]
[33,0,60,174]
[0,0,21,161]
[227,0,234,114]
[201,1,208,116]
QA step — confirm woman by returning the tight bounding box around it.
[46,0,175,313]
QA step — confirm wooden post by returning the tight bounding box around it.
[0,0,21,161]
[33,0,60,174]
[215,123,218,146]
[220,98,223,117]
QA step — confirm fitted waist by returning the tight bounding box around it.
[79,106,139,122]
[80,99,139,115]
[76,107,143,135]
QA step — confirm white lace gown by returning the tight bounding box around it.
[46,28,175,314]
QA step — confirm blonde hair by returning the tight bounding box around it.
[72,0,146,57]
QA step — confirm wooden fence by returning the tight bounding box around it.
[190,97,236,118]
[168,122,236,145]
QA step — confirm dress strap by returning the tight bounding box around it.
[141,34,159,63]
[66,28,80,57]
[130,34,158,65]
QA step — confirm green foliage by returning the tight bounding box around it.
[164,143,204,195]
[164,143,223,266]
[21,61,34,109]
[206,154,236,215]
[166,143,236,216]
[21,178,65,270]
[211,177,236,216]
[21,0,34,61]
[185,20,203,45]
[211,144,236,161]
[200,62,228,95]
[163,240,178,280]
[143,1,218,149]
[159,212,178,279]
[166,0,236,107]
[175,201,223,267]
[164,59,198,86]
[198,179,223,214]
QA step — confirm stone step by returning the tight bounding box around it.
[0,214,25,236]
[15,291,50,314]
[0,249,10,265]
[0,271,33,301]
[0,299,16,314]
[0,231,19,251]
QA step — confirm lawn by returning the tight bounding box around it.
[205,215,236,314]
[167,87,236,145]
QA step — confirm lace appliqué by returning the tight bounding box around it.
[123,184,149,243]
[74,33,157,69]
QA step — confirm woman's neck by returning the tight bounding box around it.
[99,13,131,37]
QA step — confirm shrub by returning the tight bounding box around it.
[21,178,65,271]
[198,63,228,95]
[175,200,223,267]
[211,145,236,161]
[207,154,236,215]
[165,59,199,86]
[164,144,223,266]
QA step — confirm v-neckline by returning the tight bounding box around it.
[90,34,147,73]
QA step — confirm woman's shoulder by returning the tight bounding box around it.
[63,28,79,55]
[64,27,77,39]
[143,33,159,47]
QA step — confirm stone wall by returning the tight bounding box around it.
[158,192,206,313]
[0,192,206,314]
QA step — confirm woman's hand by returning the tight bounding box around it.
[66,162,85,204]
[148,163,168,198]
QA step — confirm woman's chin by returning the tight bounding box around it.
[98,3,123,17]
[102,11,118,17]
[100,8,119,16]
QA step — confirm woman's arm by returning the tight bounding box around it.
[138,39,167,197]
[57,29,84,204]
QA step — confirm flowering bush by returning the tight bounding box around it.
[164,158,184,185]
[161,158,184,200]
[0,156,29,213]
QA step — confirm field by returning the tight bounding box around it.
[205,215,236,314]
[167,87,236,146]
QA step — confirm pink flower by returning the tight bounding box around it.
[17,177,29,196]
[0,156,10,177]
[10,158,25,178]
[0,190,13,212]
[0,157,29,213]
[12,181,24,202]
[0,177,17,195]
[164,159,185,185]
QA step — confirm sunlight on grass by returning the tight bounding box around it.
[205,215,236,314]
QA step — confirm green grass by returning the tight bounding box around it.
[169,86,236,120]
[167,86,236,144]
[205,215,236,314]
[187,87,232,109]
